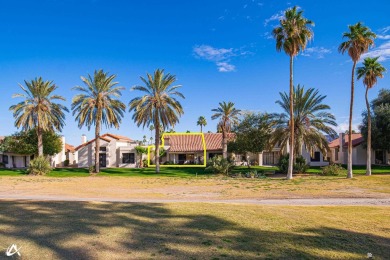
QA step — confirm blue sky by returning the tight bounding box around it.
[1,0,390,146]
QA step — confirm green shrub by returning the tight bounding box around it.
[294,155,309,173]
[163,161,174,165]
[279,154,310,174]
[278,154,289,173]
[142,159,148,167]
[27,156,51,175]
[0,162,5,168]
[88,165,96,174]
[321,164,346,176]
[206,156,234,175]
[64,159,70,167]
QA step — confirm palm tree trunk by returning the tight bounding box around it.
[37,126,43,156]
[347,62,356,179]
[95,108,102,174]
[155,119,160,173]
[222,129,227,159]
[287,55,294,180]
[201,125,203,133]
[365,87,372,176]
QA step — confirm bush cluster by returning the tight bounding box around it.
[205,156,234,175]
[27,156,52,175]
[278,154,309,174]
[321,164,346,176]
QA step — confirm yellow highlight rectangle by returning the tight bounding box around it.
[147,132,207,168]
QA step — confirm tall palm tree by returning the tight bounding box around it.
[270,85,337,162]
[357,57,386,176]
[72,70,126,173]
[339,22,376,178]
[197,116,207,132]
[211,102,241,159]
[142,135,147,145]
[149,124,155,142]
[272,6,314,180]
[9,78,68,156]
[129,69,184,173]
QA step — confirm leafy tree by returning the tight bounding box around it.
[271,85,337,161]
[372,89,390,107]
[72,70,126,173]
[273,6,314,180]
[228,113,272,168]
[129,69,184,173]
[339,22,376,178]
[211,101,241,159]
[0,130,63,156]
[197,116,207,132]
[361,89,390,156]
[9,78,68,156]
[135,146,148,168]
[357,57,386,175]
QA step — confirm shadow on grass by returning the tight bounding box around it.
[0,201,388,259]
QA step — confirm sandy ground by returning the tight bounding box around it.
[0,196,389,205]
[0,175,389,205]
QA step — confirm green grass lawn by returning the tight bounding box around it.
[0,201,388,259]
[1,164,389,177]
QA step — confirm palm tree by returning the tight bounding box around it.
[129,69,185,173]
[72,70,126,173]
[9,77,68,156]
[149,125,155,142]
[211,101,241,159]
[339,22,376,178]
[270,85,337,163]
[142,135,147,145]
[272,6,314,180]
[357,57,386,176]
[197,116,207,132]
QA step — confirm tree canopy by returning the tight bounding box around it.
[228,113,272,156]
[0,130,63,156]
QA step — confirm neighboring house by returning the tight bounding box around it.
[161,133,235,164]
[160,133,329,167]
[329,133,390,165]
[75,133,141,168]
[0,135,77,169]
[0,136,32,168]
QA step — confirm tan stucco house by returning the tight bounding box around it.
[75,133,141,168]
[329,133,390,165]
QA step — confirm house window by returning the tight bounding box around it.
[100,147,107,152]
[311,152,321,162]
[2,155,8,164]
[122,153,135,164]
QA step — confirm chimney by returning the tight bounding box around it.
[339,133,345,152]
[81,134,87,144]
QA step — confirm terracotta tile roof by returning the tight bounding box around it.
[329,134,364,148]
[75,136,111,151]
[165,133,235,152]
[74,133,133,151]
[101,133,133,142]
[65,143,76,152]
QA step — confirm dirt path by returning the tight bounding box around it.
[0,195,389,206]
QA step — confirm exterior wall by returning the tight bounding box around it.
[0,153,31,168]
[77,146,90,168]
[77,138,139,168]
[301,146,329,167]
